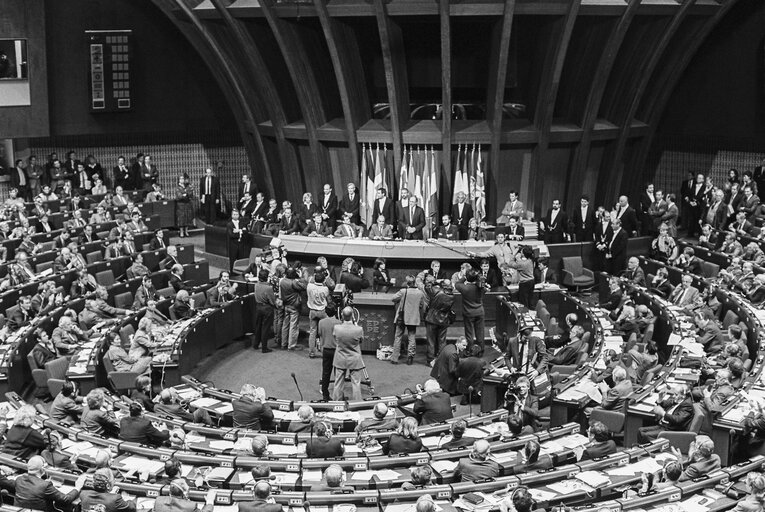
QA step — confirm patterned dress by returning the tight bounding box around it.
[175,184,195,227]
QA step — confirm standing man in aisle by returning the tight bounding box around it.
[424,280,455,366]
[280,267,307,351]
[333,307,365,401]
[318,303,341,401]
[199,167,220,224]
[252,269,276,353]
[390,275,425,365]
[454,269,485,353]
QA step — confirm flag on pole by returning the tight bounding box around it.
[408,147,418,200]
[373,145,384,198]
[399,147,408,195]
[474,145,486,221]
[359,145,373,227]
[453,145,469,203]
[425,147,439,237]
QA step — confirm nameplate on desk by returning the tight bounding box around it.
[279,404,290,411]
[286,464,300,472]
[216,495,231,505]
[333,404,345,412]
[354,462,367,471]
[668,492,681,502]
[345,437,356,444]
[289,498,303,506]
[224,432,236,440]
[283,436,295,444]
[159,453,170,461]
[364,496,378,504]
[221,460,232,467]
[417,457,428,465]
[147,490,159,497]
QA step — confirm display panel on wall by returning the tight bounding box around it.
[85,30,133,112]
[0,39,30,107]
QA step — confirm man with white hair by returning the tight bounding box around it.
[356,402,398,433]
[12,456,87,511]
[599,366,634,411]
[154,479,215,512]
[678,435,721,480]
[454,440,500,482]
[623,257,645,286]
[637,384,694,443]
[233,384,274,430]
[413,378,453,425]
[339,182,361,226]
[288,405,314,433]
[238,480,282,512]
[615,195,638,237]
[670,274,700,309]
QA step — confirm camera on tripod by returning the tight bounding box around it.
[332,283,354,312]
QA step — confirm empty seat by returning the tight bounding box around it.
[40,241,56,252]
[95,270,115,287]
[537,308,551,329]
[157,286,174,299]
[114,292,133,310]
[86,251,102,265]
[36,261,54,274]
[722,310,740,330]
[561,257,595,291]
[191,292,206,308]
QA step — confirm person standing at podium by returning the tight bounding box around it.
[451,192,473,240]
[399,196,425,240]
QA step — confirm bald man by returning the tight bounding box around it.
[615,195,639,237]
[238,481,282,512]
[356,402,397,433]
[454,440,500,481]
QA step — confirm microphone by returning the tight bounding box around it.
[468,386,474,418]
[436,432,446,450]
[303,500,311,512]
[291,373,304,401]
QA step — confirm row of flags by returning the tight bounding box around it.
[359,144,487,235]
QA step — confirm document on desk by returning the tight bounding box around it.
[489,450,517,465]
[118,456,164,475]
[574,471,610,487]
[301,469,324,481]
[213,402,233,414]
[547,479,594,495]
[268,444,300,455]
[208,440,235,450]
[324,411,362,422]
[423,435,451,449]
[528,489,558,502]
[680,494,718,512]
[463,427,490,439]
[555,388,587,401]
[385,504,443,512]
[207,467,234,480]
[667,333,683,346]
[190,397,221,408]
[540,440,564,455]
[185,433,206,444]
[558,433,590,448]
[430,460,458,473]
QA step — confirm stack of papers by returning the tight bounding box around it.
[558,433,590,448]
[190,397,221,408]
[547,479,594,495]
[574,471,610,487]
[430,460,458,473]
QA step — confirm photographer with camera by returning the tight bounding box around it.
[340,261,370,293]
[424,279,456,366]
[506,326,548,377]
[503,375,539,433]
[307,266,331,358]
[454,268,487,353]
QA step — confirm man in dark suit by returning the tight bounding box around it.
[540,199,568,244]
[572,195,596,242]
[232,384,274,430]
[130,153,146,190]
[332,307,365,401]
[505,215,525,241]
[548,325,586,366]
[615,195,639,237]
[451,191,474,240]
[704,188,727,230]
[437,214,459,241]
[694,310,724,355]
[506,326,548,375]
[113,156,132,190]
[430,337,466,396]
[277,206,301,235]
[395,187,412,237]
[413,378,454,425]
[319,183,339,230]
[454,440,501,482]
[679,171,695,230]
[11,456,86,512]
[637,384,694,442]
[62,150,80,181]
[534,258,557,286]
[398,196,426,240]
[227,210,248,270]
[10,159,31,201]
[754,158,765,196]
[238,482,286,512]
[372,188,396,229]
[199,167,220,224]
[479,259,501,289]
[639,184,656,236]
[739,185,761,220]
[238,174,256,202]
[684,173,706,237]
[339,182,361,226]
[149,229,167,250]
[119,402,171,446]
[239,191,255,225]
[606,218,628,275]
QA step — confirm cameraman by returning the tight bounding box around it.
[307,266,331,358]
[503,376,539,433]
[317,302,341,401]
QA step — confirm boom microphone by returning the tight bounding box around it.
[436,432,447,450]
[468,386,474,419]
[291,372,304,401]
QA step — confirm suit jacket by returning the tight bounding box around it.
[320,193,339,223]
[154,496,213,512]
[238,181,256,201]
[455,457,501,482]
[113,165,132,188]
[237,500,282,512]
[13,473,79,512]
[119,415,170,446]
[413,391,453,425]
[505,224,525,241]
[499,200,524,222]
[80,489,136,512]
[622,266,646,286]
[430,342,460,394]
[507,335,548,373]
[660,396,694,431]
[615,205,639,236]
[583,440,617,460]
[601,379,634,410]
[739,194,760,218]
[549,338,585,366]
[332,323,364,370]
[437,224,459,241]
[399,205,426,240]
[368,223,393,239]
[670,285,700,308]
[373,197,396,225]
[149,236,167,250]
[392,287,425,326]
[608,228,628,266]
[696,321,724,354]
[705,200,727,229]
[451,202,474,238]
[541,209,568,243]
[594,220,613,245]
[199,175,220,197]
[10,166,30,189]
[232,397,274,430]
[302,219,332,237]
[339,192,361,225]
[278,214,300,234]
[572,205,596,241]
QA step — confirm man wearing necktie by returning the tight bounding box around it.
[401,197,425,240]
[320,183,339,230]
[113,156,131,189]
[149,229,167,251]
[334,213,357,238]
[11,159,30,201]
[199,168,220,224]
[672,274,699,309]
[340,182,361,226]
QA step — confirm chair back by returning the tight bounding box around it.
[642,323,655,346]
[36,261,54,274]
[535,300,547,317]
[103,354,116,373]
[96,270,115,287]
[562,257,584,276]
[44,356,70,380]
[114,292,133,310]
[689,403,705,434]
[537,308,551,329]
[590,408,625,433]
[157,287,174,299]
[27,352,39,371]
[191,291,206,308]
[546,317,558,337]
[119,324,135,348]
[86,251,101,265]
[700,261,720,279]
